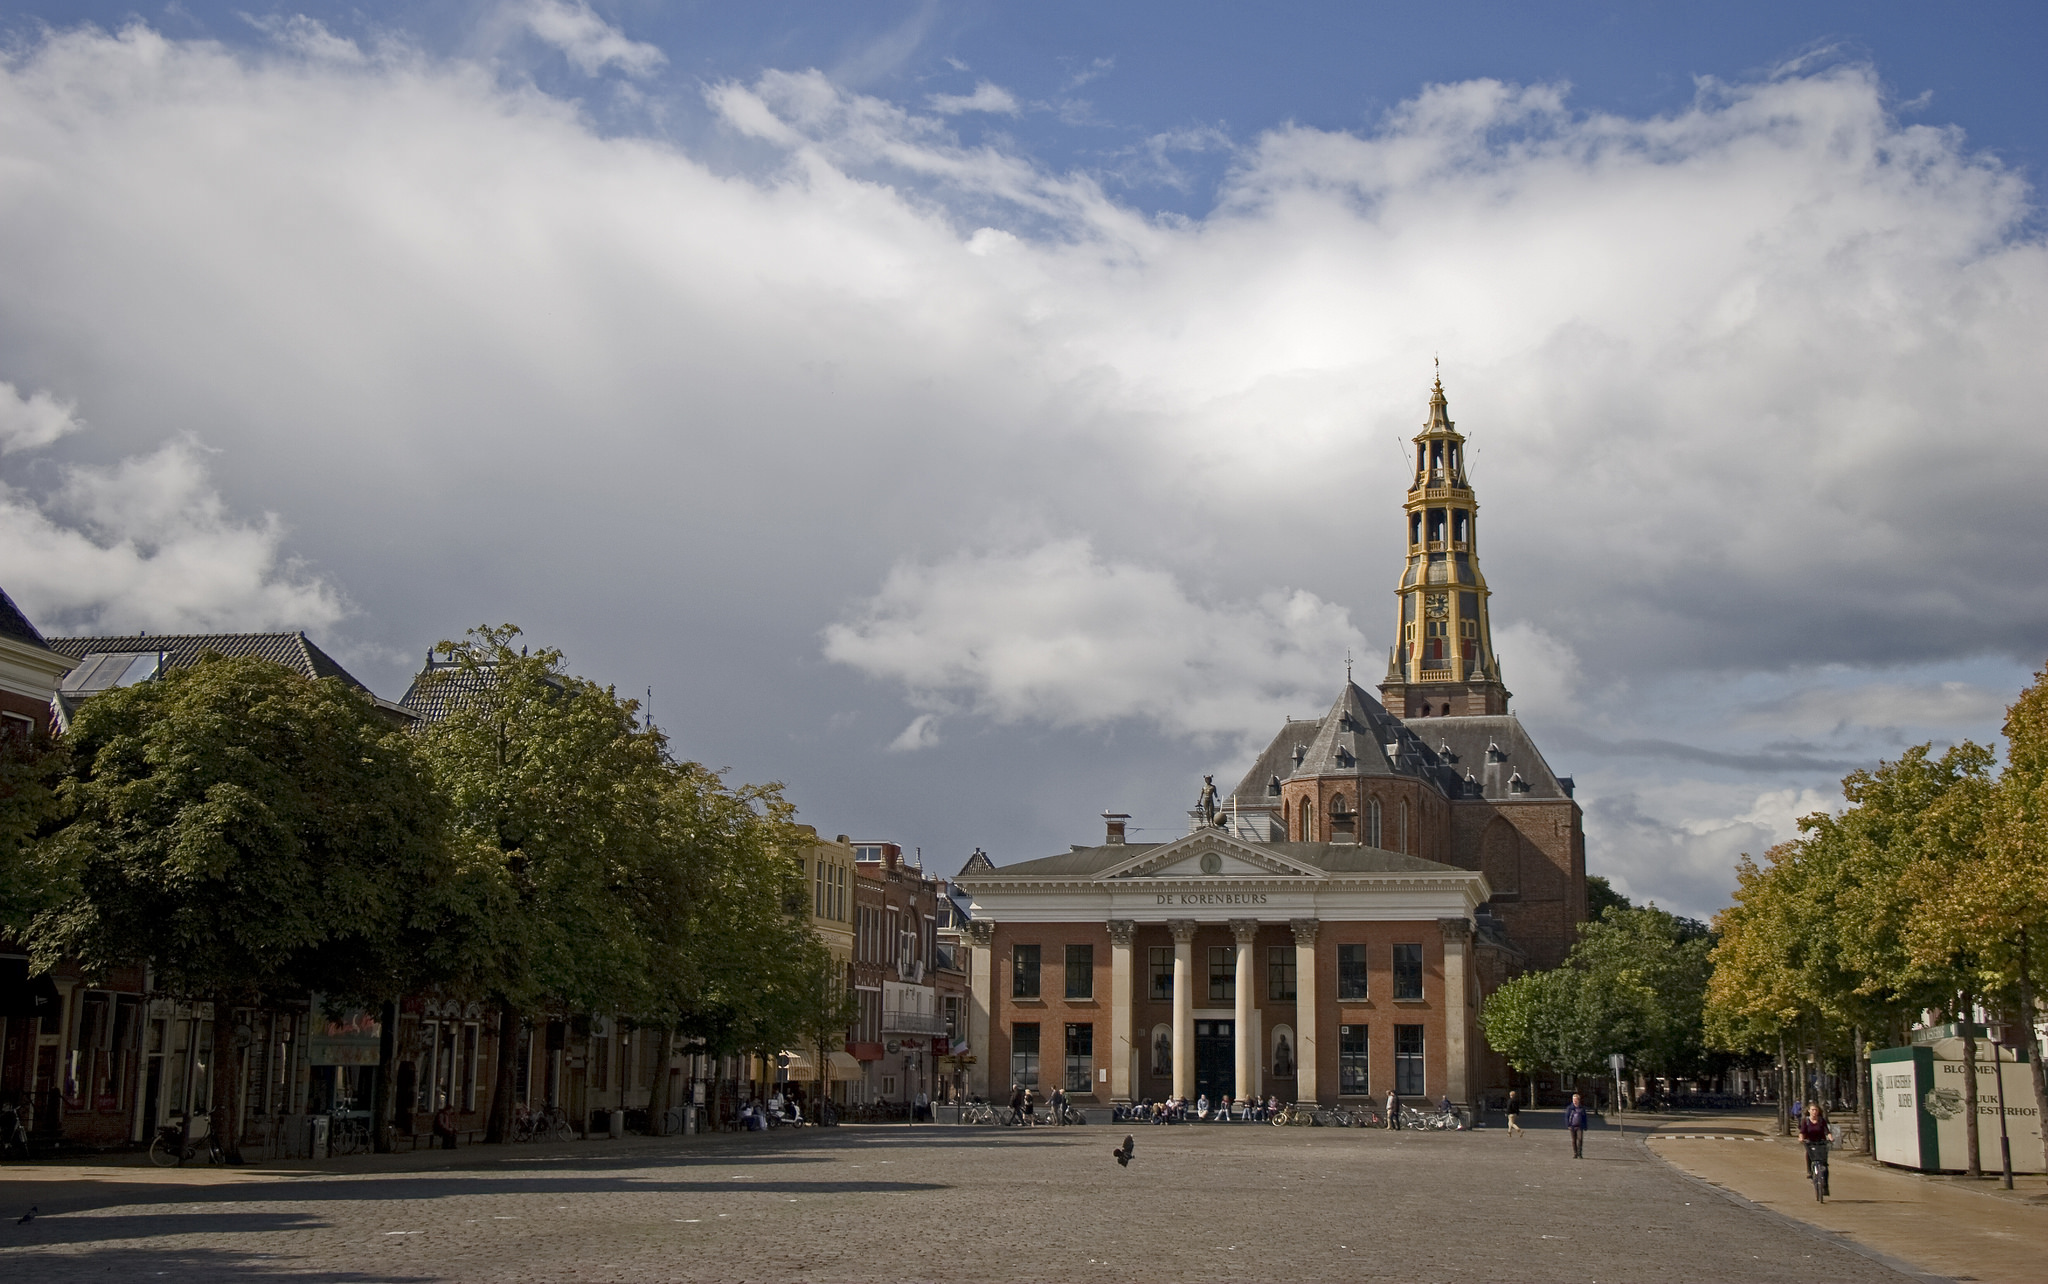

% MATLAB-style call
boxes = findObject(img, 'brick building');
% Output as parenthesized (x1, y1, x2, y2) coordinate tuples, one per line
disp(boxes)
(955, 379, 1586, 1111)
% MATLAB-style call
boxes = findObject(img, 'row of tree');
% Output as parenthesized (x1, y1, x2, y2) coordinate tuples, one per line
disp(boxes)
(0, 625, 853, 1159)
(1480, 668, 2048, 1174)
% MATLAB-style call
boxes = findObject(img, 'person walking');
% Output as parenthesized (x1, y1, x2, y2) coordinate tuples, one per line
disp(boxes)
(1385, 1088, 1400, 1130)
(1505, 1089, 1523, 1138)
(1009, 1083, 1026, 1127)
(1564, 1091, 1590, 1159)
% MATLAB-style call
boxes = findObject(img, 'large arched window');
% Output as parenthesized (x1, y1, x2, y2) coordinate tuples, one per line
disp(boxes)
(1297, 797, 1312, 842)
(1400, 799, 1411, 853)
(1329, 793, 1354, 841)
(1367, 797, 1383, 848)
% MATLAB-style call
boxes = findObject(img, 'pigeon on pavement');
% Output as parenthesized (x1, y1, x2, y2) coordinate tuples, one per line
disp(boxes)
(16, 1206, 35, 1225)
(1112, 1135, 1135, 1167)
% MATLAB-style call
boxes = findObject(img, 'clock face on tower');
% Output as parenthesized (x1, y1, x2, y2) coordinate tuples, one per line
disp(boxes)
(1424, 592, 1449, 619)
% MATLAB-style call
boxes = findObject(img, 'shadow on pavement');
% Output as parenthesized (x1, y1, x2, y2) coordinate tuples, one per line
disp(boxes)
(0, 1244, 404, 1282)
(2, 1209, 325, 1249)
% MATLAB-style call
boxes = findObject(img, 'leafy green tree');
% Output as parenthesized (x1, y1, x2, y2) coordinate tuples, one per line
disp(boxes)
(1480, 966, 1609, 1095)
(27, 654, 448, 1161)
(1572, 905, 1715, 1082)
(409, 626, 668, 1143)
(0, 725, 68, 934)
(1585, 875, 1633, 923)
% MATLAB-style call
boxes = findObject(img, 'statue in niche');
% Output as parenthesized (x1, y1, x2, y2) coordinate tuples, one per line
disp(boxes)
(1153, 1028, 1173, 1076)
(1273, 1033, 1294, 1079)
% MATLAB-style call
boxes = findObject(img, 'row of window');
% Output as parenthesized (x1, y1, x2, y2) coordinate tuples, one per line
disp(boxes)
(1010, 942, 1425, 1002)
(811, 859, 849, 921)
(1009, 1021, 1427, 1097)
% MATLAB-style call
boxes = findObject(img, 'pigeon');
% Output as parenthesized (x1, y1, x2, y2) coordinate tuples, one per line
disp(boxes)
(1112, 1135, 1135, 1167)
(16, 1206, 34, 1225)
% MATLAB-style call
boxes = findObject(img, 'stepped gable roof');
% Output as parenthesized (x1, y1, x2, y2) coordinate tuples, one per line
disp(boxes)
(1228, 714, 1324, 810)
(46, 631, 369, 690)
(1424, 714, 1572, 800)
(968, 840, 1460, 880)
(0, 586, 50, 649)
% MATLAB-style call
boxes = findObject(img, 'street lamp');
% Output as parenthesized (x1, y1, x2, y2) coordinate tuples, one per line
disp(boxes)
(1985, 1021, 2014, 1190)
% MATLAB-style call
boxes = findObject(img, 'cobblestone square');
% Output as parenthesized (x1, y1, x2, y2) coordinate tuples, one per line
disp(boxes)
(1, 1122, 1916, 1282)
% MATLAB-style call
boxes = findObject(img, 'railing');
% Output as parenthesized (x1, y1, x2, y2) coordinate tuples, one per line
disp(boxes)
(881, 1010, 948, 1035)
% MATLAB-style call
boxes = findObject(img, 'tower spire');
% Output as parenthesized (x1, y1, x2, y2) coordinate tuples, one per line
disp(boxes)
(1378, 372, 1510, 719)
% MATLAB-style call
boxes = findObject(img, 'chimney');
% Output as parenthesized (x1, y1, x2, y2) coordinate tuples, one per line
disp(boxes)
(1102, 812, 1130, 845)
(883, 843, 901, 872)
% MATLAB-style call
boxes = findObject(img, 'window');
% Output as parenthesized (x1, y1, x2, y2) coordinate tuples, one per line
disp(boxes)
(814, 861, 826, 917)
(1148, 947, 1174, 1001)
(944, 995, 960, 1038)
(1268, 946, 1295, 1001)
(1339, 1025, 1369, 1095)
(1012, 945, 1041, 998)
(1206, 947, 1235, 1002)
(1064, 944, 1094, 999)
(1065, 1024, 1093, 1093)
(1337, 944, 1368, 1000)
(1368, 797, 1383, 847)
(1395, 1024, 1425, 1095)
(1011, 1023, 1040, 1086)
(1393, 944, 1424, 1000)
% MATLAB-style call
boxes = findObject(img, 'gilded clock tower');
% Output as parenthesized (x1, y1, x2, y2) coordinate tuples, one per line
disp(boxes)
(1379, 374, 1510, 718)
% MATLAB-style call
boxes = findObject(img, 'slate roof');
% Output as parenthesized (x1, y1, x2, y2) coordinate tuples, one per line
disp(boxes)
(0, 586, 50, 649)
(1230, 681, 1470, 808)
(45, 632, 370, 690)
(974, 840, 1463, 880)
(1421, 715, 1574, 800)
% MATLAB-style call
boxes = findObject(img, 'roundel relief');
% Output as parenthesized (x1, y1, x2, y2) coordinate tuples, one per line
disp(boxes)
(1199, 852, 1223, 875)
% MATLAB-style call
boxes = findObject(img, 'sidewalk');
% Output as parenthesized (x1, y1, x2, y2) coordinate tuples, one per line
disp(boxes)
(1648, 1131, 2048, 1284)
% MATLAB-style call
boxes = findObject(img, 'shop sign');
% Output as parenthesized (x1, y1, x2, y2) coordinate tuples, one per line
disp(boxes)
(307, 996, 382, 1067)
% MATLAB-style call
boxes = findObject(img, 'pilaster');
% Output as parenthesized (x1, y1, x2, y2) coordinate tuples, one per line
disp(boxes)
(1107, 919, 1135, 1103)
(1290, 918, 1320, 1104)
(1439, 916, 1473, 1108)
(964, 920, 994, 1101)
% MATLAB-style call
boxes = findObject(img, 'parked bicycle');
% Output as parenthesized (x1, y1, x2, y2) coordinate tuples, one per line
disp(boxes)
(960, 1100, 1001, 1125)
(0, 1104, 31, 1162)
(148, 1118, 226, 1167)
(511, 1104, 574, 1143)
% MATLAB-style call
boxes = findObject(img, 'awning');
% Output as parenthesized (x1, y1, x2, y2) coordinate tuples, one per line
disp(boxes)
(781, 1050, 863, 1079)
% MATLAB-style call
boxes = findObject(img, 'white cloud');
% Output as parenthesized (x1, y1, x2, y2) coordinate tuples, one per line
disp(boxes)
(243, 15, 367, 65)
(0, 382, 81, 454)
(0, 26, 2042, 908)
(0, 435, 344, 636)
(927, 81, 1020, 116)
(1736, 679, 2011, 738)
(518, 0, 665, 78)
(824, 540, 1363, 746)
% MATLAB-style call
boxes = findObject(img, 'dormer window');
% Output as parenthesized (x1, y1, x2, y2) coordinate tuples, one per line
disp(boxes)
(1508, 771, 1530, 794)
(1267, 775, 1282, 797)
(1335, 746, 1355, 768)
(1438, 741, 1458, 764)
(1486, 742, 1507, 763)
(1293, 744, 1306, 767)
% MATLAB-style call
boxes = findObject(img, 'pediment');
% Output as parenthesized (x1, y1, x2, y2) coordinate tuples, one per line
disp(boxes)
(1096, 830, 1322, 881)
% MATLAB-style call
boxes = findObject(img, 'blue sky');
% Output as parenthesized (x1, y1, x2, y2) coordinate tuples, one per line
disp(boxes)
(0, 2, 2044, 919)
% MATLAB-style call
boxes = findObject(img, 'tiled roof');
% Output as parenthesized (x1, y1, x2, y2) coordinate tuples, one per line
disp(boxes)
(45, 631, 370, 690)
(397, 658, 502, 726)
(0, 586, 51, 649)
(1229, 681, 1468, 807)
(1422, 715, 1573, 800)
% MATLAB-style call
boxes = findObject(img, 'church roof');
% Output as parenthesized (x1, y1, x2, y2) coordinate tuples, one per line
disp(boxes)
(46, 631, 369, 690)
(1421, 714, 1574, 800)
(979, 840, 1460, 880)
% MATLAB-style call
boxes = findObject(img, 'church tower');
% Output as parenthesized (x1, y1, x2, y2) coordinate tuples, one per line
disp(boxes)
(1379, 374, 1511, 718)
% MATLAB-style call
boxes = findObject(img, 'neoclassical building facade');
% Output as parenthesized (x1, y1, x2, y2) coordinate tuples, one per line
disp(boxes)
(954, 379, 1586, 1108)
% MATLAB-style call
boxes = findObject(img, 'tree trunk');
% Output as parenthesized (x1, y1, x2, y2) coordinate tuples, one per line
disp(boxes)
(2017, 930, 2048, 1174)
(486, 1001, 520, 1144)
(1959, 987, 1982, 1177)
(371, 1000, 398, 1154)
(209, 995, 248, 1164)
(649, 1027, 676, 1134)
(1775, 1031, 1790, 1135)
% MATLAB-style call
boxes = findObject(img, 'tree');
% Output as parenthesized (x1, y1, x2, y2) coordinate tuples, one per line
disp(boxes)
(27, 654, 448, 1161)
(788, 945, 858, 1118)
(410, 626, 667, 1143)
(1571, 905, 1715, 1084)
(1480, 967, 1610, 1095)
(0, 725, 68, 934)
(1585, 875, 1633, 923)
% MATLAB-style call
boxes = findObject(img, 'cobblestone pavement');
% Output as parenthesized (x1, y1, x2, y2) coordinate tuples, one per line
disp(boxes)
(0, 1120, 1923, 1282)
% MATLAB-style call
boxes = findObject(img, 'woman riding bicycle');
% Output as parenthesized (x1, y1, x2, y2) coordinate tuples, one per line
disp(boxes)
(1799, 1102, 1831, 1199)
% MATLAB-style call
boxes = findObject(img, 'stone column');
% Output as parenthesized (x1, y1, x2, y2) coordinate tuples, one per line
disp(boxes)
(1291, 918, 1320, 1104)
(1439, 917, 1473, 1108)
(965, 921, 995, 1101)
(1230, 919, 1258, 1105)
(1169, 920, 1196, 1101)
(1107, 920, 1135, 1103)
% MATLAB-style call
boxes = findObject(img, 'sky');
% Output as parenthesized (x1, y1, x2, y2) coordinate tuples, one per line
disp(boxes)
(0, 1, 2044, 921)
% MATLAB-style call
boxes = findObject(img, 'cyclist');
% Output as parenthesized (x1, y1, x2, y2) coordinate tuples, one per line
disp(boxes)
(1799, 1102, 1831, 1199)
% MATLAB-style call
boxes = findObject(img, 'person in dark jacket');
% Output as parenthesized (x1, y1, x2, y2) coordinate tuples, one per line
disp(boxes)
(1564, 1092, 1590, 1158)
(1505, 1089, 1522, 1138)
(1799, 1103, 1831, 1197)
